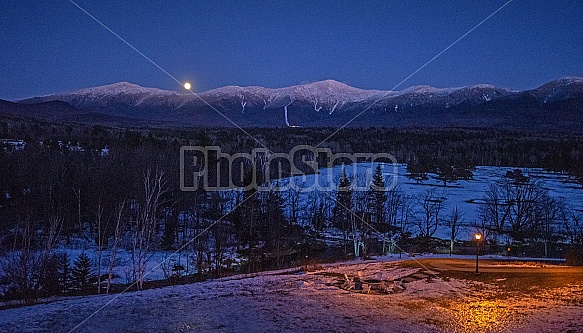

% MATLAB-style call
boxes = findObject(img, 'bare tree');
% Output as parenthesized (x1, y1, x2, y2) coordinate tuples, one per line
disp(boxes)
(131, 169, 166, 290)
(94, 202, 106, 293)
(385, 186, 404, 227)
(46, 213, 63, 253)
(304, 189, 331, 231)
(73, 187, 82, 237)
(106, 200, 127, 293)
(287, 188, 301, 225)
(448, 207, 464, 255)
(480, 172, 547, 243)
(1, 215, 46, 304)
(478, 183, 510, 239)
(208, 191, 231, 278)
(561, 207, 583, 245)
(502, 178, 545, 241)
(398, 195, 413, 235)
(415, 189, 445, 247)
(352, 190, 369, 257)
(536, 194, 561, 257)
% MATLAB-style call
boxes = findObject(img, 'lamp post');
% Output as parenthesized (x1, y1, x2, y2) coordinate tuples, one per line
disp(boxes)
(474, 233, 482, 274)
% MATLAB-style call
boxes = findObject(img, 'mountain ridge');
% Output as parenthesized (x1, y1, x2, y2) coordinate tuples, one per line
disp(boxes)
(8, 77, 583, 130)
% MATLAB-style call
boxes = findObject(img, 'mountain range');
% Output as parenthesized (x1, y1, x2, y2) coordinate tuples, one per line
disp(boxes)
(2, 77, 583, 130)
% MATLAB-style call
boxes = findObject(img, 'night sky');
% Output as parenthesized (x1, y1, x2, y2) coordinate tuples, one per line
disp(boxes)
(1, 0, 582, 100)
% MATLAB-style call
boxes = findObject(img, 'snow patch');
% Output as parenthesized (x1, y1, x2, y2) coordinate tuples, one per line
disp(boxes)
(284, 100, 293, 127)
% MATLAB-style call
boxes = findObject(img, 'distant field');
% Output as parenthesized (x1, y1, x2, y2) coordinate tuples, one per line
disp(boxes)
(285, 163, 583, 239)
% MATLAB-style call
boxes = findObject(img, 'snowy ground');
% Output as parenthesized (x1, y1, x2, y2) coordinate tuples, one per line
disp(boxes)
(1, 256, 581, 333)
(49, 247, 201, 284)
(284, 163, 583, 241)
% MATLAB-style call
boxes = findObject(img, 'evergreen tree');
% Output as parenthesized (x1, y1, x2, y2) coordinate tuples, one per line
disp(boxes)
(406, 156, 430, 183)
(435, 161, 475, 186)
(311, 200, 327, 231)
(332, 167, 353, 255)
(40, 253, 60, 297)
(368, 164, 387, 224)
(505, 168, 529, 184)
(72, 252, 93, 295)
(264, 185, 292, 268)
(161, 209, 178, 250)
(233, 169, 263, 272)
(58, 252, 73, 295)
(207, 191, 230, 278)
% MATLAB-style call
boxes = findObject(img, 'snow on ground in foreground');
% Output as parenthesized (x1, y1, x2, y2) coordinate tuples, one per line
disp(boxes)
(0, 257, 581, 333)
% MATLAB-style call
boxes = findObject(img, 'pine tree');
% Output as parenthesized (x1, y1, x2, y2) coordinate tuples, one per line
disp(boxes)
(72, 252, 93, 295)
(233, 168, 263, 272)
(264, 186, 289, 268)
(406, 155, 429, 183)
(40, 253, 60, 297)
(333, 167, 353, 255)
(58, 253, 73, 295)
(161, 210, 178, 250)
(435, 161, 475, 186)
(207, 191, 230, 278)
(368, 164, 387, 224)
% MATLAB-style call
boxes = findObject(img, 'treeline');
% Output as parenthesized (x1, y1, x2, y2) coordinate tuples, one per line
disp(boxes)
(3, 117, 583, 174)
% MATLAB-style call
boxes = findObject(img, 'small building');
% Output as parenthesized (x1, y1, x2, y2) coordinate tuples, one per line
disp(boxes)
(0, 139, 26, 151)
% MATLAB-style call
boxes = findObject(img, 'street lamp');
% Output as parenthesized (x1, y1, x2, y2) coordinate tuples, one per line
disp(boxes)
(474, 233, 482, 274)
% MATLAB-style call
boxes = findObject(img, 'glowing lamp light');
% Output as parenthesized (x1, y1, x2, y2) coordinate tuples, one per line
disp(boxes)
(474, 233, 482, 274)
(183, 82, 191, 90)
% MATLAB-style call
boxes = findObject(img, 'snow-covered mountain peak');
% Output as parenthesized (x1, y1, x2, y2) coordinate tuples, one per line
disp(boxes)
(556, 76, 583, 85)
(201, 85, 276, 97)
(301, 79, 360, 91)
(470, 84, 500, 90)
(281, 80, 385, 100)
(71, 82, 180, 97)
(400, 85, 461, 95)
(534, 76, 583, 93)
(403, 85, 437, 92)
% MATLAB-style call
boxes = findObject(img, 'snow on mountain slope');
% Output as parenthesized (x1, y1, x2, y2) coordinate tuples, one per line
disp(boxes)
(267, 80, 387, 112)
(13, 77, 583, 128)
(32, 82, 184, 105)
(18, 82, 189, 120)
(68, 82, 180, 97)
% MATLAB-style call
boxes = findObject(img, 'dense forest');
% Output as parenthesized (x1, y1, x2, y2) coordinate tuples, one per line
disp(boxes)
(1, 116, 583, 304)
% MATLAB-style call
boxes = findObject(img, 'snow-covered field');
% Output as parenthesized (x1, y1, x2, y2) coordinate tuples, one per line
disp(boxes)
(1, 256, 581, 333)
(283, 163, 583, 240)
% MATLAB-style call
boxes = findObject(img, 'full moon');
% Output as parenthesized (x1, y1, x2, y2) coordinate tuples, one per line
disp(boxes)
(183, 82, 191, 90)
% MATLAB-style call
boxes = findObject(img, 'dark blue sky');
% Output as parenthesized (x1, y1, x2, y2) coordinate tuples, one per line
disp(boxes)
(1, 0, 582, 100)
